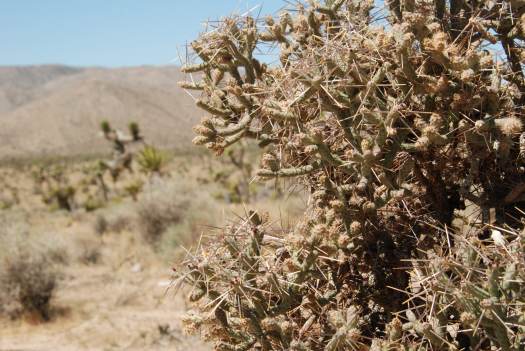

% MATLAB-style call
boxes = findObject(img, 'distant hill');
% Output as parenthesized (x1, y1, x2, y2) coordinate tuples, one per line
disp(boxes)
(0, 65, 200, 159)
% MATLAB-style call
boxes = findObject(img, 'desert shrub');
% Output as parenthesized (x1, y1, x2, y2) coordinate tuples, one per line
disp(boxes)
(160, 194, 217, 255)
(138, 180, 217, 248)
(124, 179, 144, 201)
(94, 214, 108, 235)
(107, 215, 132, 233)
(137, 182, 191, 243)
(46, 244, 70, 265)
(138, 199, 185, 243)
(0, 220, 64, 321)
(83, 195, 105, 212)
(177, 1, 525, 350)
(0, 248, 57, 321)
(78, 245, 101, 265)
(0, 187, 19, 210)
(34, 165, 77, 211)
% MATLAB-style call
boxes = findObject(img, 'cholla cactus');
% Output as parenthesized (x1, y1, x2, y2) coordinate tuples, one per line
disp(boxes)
(178, 1, 525, 350)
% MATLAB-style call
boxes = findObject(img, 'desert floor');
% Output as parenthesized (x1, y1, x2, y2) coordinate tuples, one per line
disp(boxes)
(0, 206, 211, 351)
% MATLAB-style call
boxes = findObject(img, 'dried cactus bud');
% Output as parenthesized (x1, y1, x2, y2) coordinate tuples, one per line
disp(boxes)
(361, 138, 373, 151)
(458, 119, 470, 132)
(460, 312, 476, 327)
(385, 318, 402, 341)
(193, 124, 216, 138)
(311, 223, 328, 240)
(189, 288, 206, 302)
(474, 120, 488, 133)
(362, 201, 376, 216)
(337, 234, 351, 248)
(330, 199, 345, 212)
(261, 318, 280, 333)
(349, 221, 362, 236)
(494, 116, 523, 136)
(429, 113, 443, 128)
(415, 136, 430, 151)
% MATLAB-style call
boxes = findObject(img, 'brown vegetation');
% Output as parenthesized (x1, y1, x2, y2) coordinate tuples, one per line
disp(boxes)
(178, 1, 525, 349)
(0, 246, 58, 321)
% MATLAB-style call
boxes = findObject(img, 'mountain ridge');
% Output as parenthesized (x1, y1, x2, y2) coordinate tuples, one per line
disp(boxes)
(0, 64, 200, 159)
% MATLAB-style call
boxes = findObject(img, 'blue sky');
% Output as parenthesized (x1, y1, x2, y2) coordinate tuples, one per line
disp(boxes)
(0, 1, 286, 67)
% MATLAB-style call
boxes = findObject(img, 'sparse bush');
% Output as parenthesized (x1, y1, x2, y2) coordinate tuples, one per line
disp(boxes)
(160, 197, 216, 255)
(107, 215, 132, 233)
(46, 243, 69, 265)
(138, 186, 188, 243)
(83, 194, 105, 212)
(94, 214, 108, 235)
(78, 245, 101, 265)
(0, 224, 64, 322)
(138, 200, 184, 243)
(124, 179, 144, 201)
(72, 236, 102, 265)
(35, 165, 76, 211)
(0, 194, 15, 210)
(138, 180, 216, 246)
(178, 1, 525, 350)
(0, 248, 57, 321)
(0, 186, 19, 210)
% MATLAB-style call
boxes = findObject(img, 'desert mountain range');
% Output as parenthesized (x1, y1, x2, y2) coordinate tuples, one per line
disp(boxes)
(0, 65, 200, 160)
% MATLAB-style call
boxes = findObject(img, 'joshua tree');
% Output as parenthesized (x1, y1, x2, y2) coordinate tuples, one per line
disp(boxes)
(100, 120, 143, 181)
(178, 1, 525, 350)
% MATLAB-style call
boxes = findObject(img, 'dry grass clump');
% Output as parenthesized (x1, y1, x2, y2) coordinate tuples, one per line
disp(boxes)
(176, 0, 525, 349)
(0, 215, 65, 322)
(137, 192, 187, 244)
(137, 180, 217, 246)
(0, 246, 58, 321)
(138, 200, 180, 242)
(76, 239, 102, 265)
(94, 214, 108, 235)
(107, 214, 133, 233)
(94, 208, 135, 234)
